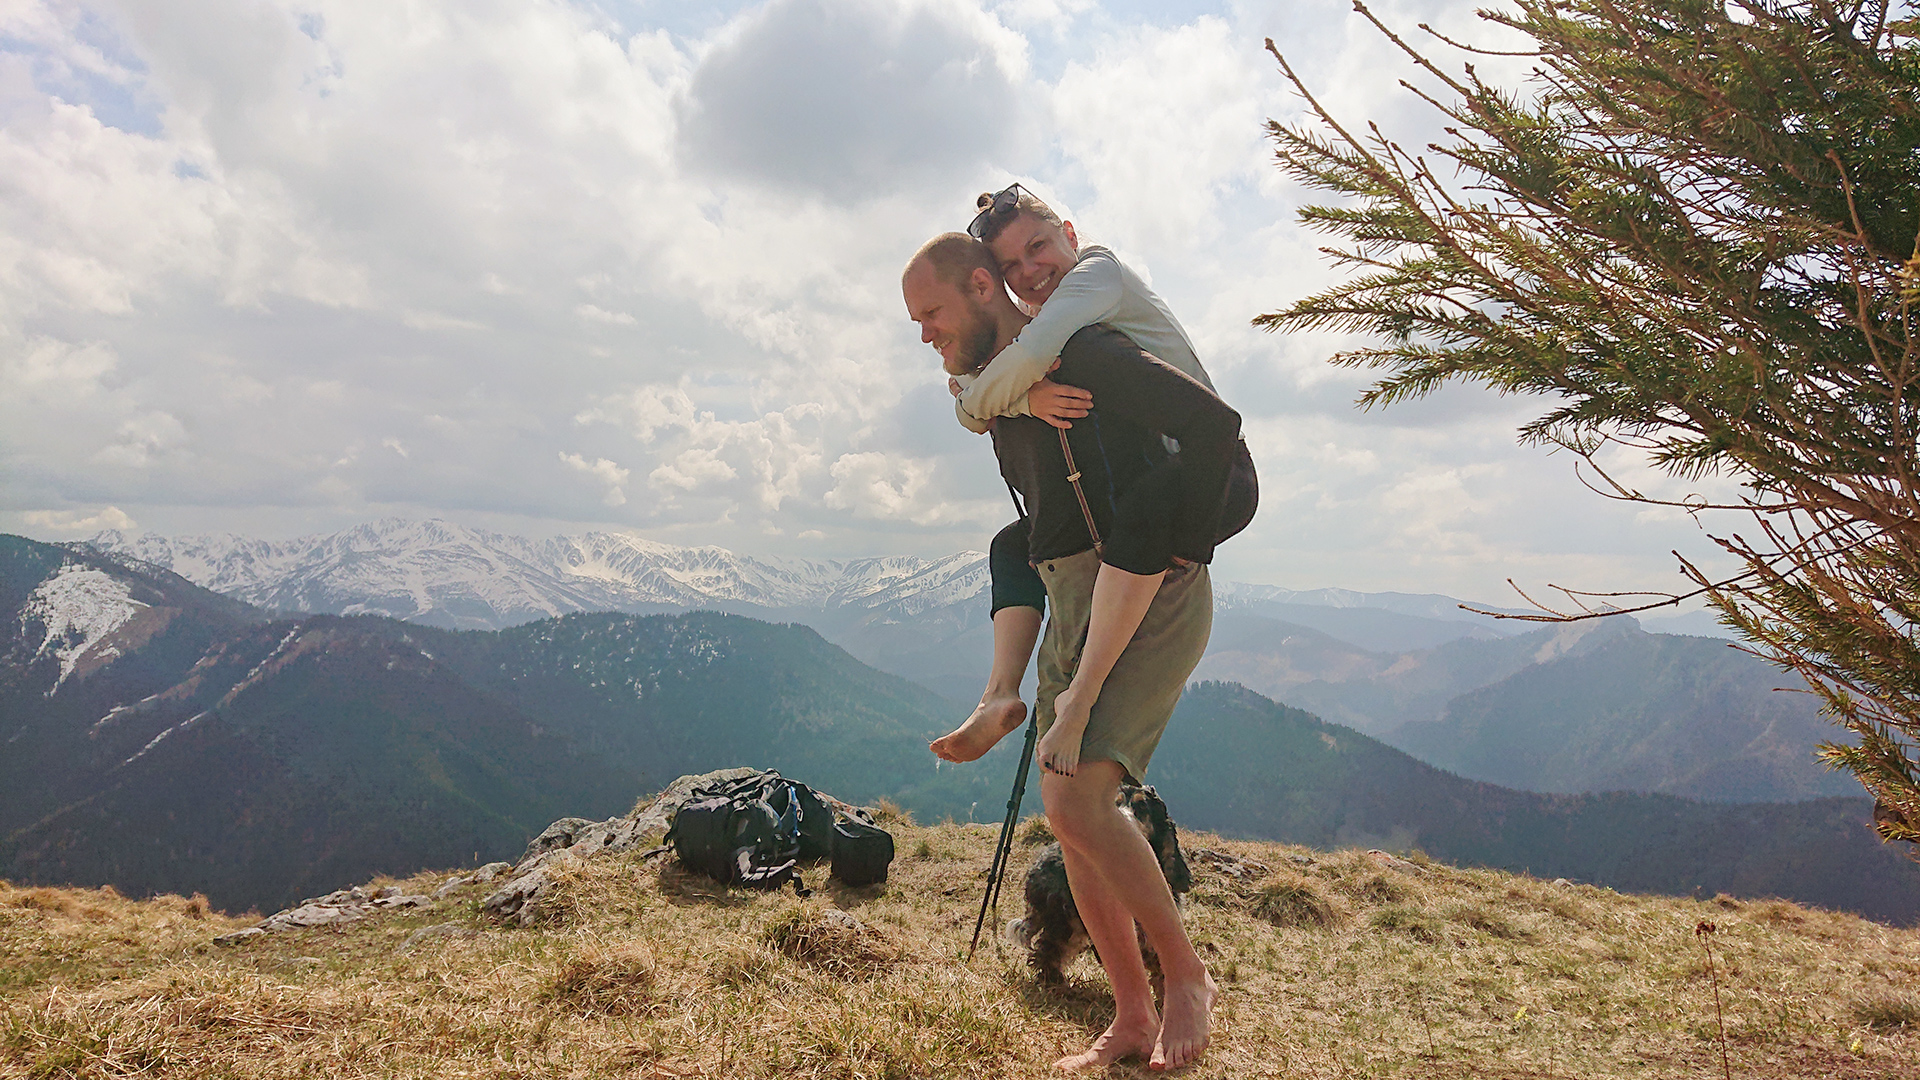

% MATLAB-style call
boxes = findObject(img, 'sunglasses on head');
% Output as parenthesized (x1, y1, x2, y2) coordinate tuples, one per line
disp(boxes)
(967, 183, 1029, 240)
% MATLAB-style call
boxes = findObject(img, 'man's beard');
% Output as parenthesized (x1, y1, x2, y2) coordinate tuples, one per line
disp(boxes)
(949, 300, 1000, 376)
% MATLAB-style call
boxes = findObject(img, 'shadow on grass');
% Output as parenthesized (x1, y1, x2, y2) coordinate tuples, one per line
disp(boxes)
(1006, 966, 1118, 1029)
(653, 863, 760, 908)
(653, 859, 895, 910)
(820, 876, 889, 909)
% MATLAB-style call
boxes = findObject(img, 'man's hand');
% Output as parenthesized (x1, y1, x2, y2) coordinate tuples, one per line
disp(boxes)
(948, 377, 963, 398)
(1029, 379, 1092, 429)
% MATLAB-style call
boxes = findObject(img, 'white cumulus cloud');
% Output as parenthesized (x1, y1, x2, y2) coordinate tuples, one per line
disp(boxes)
(560, 451, 631, 506)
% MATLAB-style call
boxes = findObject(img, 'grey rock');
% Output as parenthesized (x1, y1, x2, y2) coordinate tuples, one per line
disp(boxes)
(522, 817, 600, 860)
(482, 766, 762, 926)
(625, 766, 763, 839)
(400, 922, 478, 952)
(820, 909, 864, 932)
(375, 885, 402, 900)
(481, 848, 583, 927)
(263, 902, 373, 930)
(433, 875, 473, 900)
(1189, 847, 1273, 881)
(373, 894, 431, 909)
(1365, 849, 1421, 874)
(473, 861, 513, 883)
(212, 926, 266, 946)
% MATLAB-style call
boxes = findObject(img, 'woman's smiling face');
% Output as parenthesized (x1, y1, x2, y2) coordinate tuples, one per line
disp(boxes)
(987, 212, 1080, 308)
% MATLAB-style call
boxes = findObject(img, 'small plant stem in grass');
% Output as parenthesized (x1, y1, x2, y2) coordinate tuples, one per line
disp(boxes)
(1696, 920, 1733, 1080)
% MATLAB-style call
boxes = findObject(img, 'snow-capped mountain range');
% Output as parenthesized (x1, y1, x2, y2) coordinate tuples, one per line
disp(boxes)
(88, 518, 989, 632)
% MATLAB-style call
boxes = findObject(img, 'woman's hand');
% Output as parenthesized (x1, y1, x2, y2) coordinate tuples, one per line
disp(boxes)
(1028, 379, 1092, 429)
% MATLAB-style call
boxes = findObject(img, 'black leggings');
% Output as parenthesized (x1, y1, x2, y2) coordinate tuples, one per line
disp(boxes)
(990, 521, 1048, 616)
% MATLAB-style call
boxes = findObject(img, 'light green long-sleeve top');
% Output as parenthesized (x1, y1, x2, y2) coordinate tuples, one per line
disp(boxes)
(953, 244, 1216, 434)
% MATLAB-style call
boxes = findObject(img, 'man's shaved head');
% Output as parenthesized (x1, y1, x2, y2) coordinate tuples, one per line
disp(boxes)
(904, 231, 1023, 377)
(904, 231, 1002, 291)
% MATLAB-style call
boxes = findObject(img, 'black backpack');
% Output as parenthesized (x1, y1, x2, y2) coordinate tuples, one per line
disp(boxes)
(666, 771, 832, 893)
(829, 812, 895, 886)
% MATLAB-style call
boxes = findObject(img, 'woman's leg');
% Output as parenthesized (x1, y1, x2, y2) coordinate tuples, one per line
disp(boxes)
(931, 605, 1039, 761)
(1035, 562, 1164, 777)
(933, 521, 1046, 763)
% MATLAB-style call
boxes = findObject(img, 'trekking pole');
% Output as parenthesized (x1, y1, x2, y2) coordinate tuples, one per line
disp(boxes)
(969, 714, 1039, 961)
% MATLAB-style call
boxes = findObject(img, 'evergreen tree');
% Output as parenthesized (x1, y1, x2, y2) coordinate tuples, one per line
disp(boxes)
(1261, 0, 1920, 844)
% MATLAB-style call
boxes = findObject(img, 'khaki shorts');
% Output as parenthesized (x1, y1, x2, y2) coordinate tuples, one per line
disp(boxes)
(1034, 549, 1213, 781)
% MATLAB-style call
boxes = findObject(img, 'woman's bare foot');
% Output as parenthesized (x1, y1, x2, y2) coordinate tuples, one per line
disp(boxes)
(1037, 682, 1093, 776)
(930, 695, 1025, 763)
(1149, 971, 1216, 1071)
(1056, 1014, 1157, 1072)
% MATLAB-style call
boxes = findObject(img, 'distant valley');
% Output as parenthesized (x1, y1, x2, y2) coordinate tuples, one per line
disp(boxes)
(6, 531, 1914, 923)
(1193, 610, 1852, 802)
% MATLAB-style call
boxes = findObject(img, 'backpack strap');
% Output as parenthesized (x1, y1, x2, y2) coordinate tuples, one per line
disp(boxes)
(1058, 427, 1104, 554)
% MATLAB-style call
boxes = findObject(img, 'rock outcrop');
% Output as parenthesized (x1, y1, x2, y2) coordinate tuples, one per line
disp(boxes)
(213, 884, 433, 945)
(213, 768, 852, 941)
(481, 767, 762, 926)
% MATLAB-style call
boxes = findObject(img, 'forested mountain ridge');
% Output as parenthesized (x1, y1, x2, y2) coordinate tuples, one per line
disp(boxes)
(1151, 684, 1913, 923)
(2, 535, 1017, 911)
(5, 533, 1911, 923)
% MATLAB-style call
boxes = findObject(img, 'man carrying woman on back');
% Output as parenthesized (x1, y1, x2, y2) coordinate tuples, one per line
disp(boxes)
(930, 185, 1254, 781)
(902, 184, 1253, 1071)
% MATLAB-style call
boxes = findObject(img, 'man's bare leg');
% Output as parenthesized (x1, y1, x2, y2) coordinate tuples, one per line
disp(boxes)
(1052, 841, 1158, 1070)
(1045, 763, 1158, 1070)
(1036, 564, 1165, 776)
(1043, 761, 1213, 1071)
(932, 605, 1041, 763)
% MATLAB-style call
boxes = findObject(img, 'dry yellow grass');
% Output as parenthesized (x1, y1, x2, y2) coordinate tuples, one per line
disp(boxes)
(3, 824, 1918, 1078)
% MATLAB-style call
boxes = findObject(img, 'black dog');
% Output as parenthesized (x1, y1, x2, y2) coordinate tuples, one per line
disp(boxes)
(1007, 782, 1193, 985)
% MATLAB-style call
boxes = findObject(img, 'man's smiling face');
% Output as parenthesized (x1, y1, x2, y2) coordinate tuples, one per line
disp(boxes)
(904, 262, 999, 376)
(987, 212, 1079, 308)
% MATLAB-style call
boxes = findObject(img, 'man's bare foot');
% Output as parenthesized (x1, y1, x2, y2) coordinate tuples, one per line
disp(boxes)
(930, 695, 1025, 763)
(1056, 1015, 1157, 1072)
(1037, 682, 1093, 776)
(1149, 971, 1216, 1071)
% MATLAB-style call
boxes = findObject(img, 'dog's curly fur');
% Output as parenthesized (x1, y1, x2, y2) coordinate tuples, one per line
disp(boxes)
(1006, 783, 1193, 985)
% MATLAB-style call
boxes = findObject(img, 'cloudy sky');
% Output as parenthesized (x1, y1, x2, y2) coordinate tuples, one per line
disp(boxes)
(0, 0, 1741, 604)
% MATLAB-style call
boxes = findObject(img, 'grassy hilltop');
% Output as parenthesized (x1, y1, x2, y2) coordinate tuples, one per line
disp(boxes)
(4, 817, 1916, 1079)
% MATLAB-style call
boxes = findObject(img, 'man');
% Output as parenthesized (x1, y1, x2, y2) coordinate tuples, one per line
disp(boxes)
(902, 232, 1236, 1072)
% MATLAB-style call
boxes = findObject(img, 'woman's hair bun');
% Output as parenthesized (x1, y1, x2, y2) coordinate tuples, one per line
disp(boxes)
(976, 192, 995, 210)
